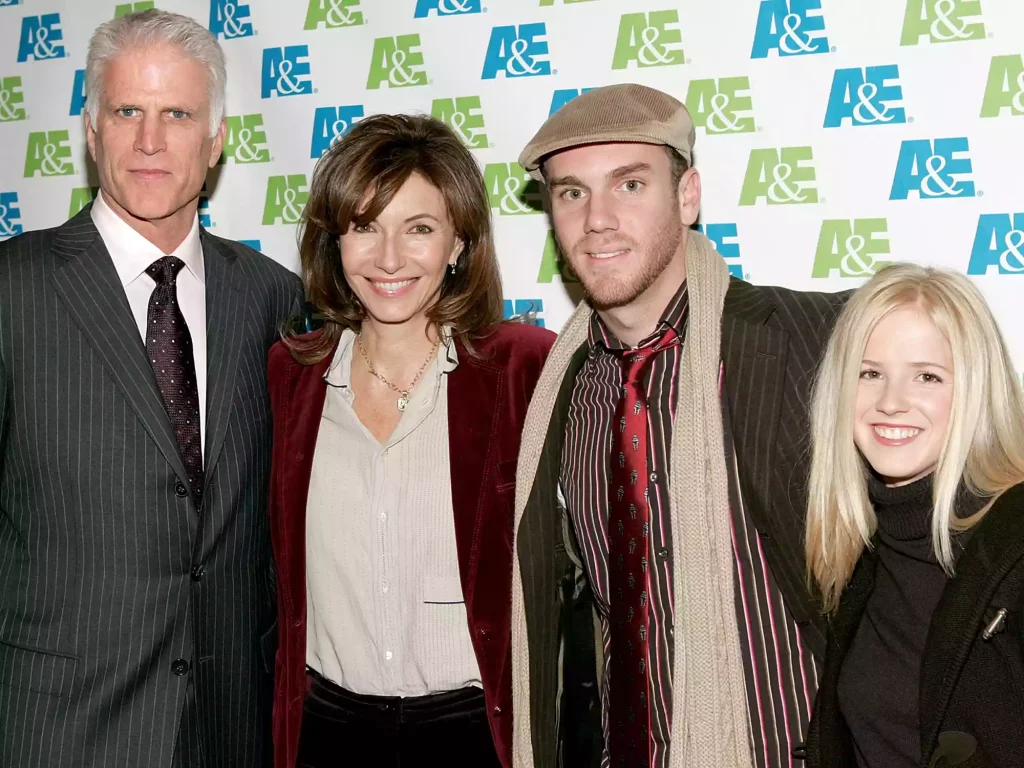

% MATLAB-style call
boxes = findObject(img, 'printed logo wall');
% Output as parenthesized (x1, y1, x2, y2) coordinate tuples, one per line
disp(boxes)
(1, 0, 1022, 368)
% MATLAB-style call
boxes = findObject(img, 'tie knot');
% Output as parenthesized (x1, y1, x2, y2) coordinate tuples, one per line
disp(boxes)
(146, 255, 186, 285)
(616, 326, 679, 386)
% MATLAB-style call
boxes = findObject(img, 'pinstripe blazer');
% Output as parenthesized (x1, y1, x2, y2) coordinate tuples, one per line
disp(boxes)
(0, 205, 303, 768)
(514, 278, 850, 767)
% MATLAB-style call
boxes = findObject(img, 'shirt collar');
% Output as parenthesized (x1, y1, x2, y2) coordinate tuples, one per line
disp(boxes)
(91, 189, 204, 287)
(588, 279, 689, 352)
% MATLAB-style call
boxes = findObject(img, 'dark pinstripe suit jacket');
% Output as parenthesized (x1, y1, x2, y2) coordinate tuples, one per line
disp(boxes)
(0, 205, 303, 768)
(516, 278, 850, 767)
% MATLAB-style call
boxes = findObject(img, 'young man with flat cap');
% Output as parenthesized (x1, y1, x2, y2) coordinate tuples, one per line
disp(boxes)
(508, 83, 850, 768)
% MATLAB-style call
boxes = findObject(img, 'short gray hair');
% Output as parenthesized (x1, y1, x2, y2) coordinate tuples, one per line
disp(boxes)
(85, 9, 226, 137)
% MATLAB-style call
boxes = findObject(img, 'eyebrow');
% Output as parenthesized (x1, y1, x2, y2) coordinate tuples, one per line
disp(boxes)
(861, 358, 951, 372)
(548, 162, 655, 190)
(404, 213, 441, 224)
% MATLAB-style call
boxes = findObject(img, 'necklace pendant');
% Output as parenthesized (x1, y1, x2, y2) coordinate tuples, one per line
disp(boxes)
(397, 392, 410, 412)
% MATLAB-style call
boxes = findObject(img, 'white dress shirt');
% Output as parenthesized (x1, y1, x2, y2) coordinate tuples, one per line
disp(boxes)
(91, 190, 208, 455)
(304, 328, 483, 697)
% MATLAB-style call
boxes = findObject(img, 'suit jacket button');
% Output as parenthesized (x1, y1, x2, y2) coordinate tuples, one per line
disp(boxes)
(172, 659, 190, 676)
(174, 481, 188, 498)
(190, 565, 205, 582)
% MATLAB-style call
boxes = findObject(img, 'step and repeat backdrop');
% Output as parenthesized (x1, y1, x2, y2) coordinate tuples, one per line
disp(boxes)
(1, 0, 1022, 367)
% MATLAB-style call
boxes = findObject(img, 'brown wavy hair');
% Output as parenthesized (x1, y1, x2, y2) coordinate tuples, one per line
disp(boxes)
(284, 113, 503, 364)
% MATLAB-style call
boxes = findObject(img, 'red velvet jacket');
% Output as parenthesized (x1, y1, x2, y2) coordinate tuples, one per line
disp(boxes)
(266, 321, 555, 768)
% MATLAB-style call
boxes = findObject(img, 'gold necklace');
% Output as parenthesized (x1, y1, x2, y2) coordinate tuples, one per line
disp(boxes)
(356, 331, 441, 412)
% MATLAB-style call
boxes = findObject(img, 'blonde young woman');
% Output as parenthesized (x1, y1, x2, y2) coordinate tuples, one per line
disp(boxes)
(803, 263, 1024, 768)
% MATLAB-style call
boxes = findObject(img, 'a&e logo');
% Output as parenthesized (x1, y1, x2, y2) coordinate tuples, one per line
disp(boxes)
(824, 65, 907, 127)
(901, 0, 984, 45)
(17, 14, 66, 62)
(696, 223, 743, 277)
(482, 24, 551, 79)
(310, 105, 365, 158)
(503, 299, 545, 327)
(549, 88, 594, 116)
(368, 35, 427, 89)
(262, 47, 314, 98)
(751, 0, 829, 58)
(686, 77, 755, 134)
(889, 138, 975, 200)
(208, 0, 252, 39)
(210, 0, 254, 40)
(24, 130, 74, 178)
(484, 162, 543, 216)
(69, 186, 99, 218)
(812, 219, 890, 278)
(0, 192, 23, 240)
(414, 0, 481, 17)
(70, 69, 87, 116)
(114, 3, 154, 17)
(431, 97, 488, 148)
(980, 55, 1024, 118)
(221, 115, 271, 164)
(537, 230, 577, 283)
(263, 175, 309, 225)
(305, 0, 363, 29)
(739, 147, 818, 205)
(968, 213, 1024, 275)
(0, 76, 26, 122)
(612, 11, 684, 70)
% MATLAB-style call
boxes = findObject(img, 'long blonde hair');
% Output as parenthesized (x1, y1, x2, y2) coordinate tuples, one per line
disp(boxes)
(806, 263, 1024, 613)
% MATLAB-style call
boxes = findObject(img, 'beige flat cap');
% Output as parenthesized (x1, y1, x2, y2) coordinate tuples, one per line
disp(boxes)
(518, 83, 696, 181)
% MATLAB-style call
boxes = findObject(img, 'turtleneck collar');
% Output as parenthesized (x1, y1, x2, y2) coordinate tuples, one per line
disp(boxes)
(868, 472, 934, 542)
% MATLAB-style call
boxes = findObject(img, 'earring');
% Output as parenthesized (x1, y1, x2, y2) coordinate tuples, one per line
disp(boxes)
(448, 263, 457, 277)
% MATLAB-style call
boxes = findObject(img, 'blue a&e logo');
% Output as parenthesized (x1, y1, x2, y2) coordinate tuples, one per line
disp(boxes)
(70, 69, 87, 117)
(0, 192, 23, 240)
(414, 0, 480, 17)
(310, 105, 364, 158)
(238, 239, 262, 252)
(482, 24, 551, 80)
(696, 224, 743, 277)
(18, 14, 66, 62)
(889, 138, 975, 200)
(751, 0, 828, 59)
(262, 47, 313, 98)
(968, 214, 1024, 275)
(549, 88, 594, 116)
(824, 66, 906, 127)
(210, 0, 254, 40)
(503, 299, 545, 327)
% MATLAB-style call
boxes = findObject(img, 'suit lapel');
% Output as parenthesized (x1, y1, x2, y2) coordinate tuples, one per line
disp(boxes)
(50, 207, 192, 492)
(919, 483, 1024, 759)
(447, 343, 501, 604)
(201, 232, 246, 489)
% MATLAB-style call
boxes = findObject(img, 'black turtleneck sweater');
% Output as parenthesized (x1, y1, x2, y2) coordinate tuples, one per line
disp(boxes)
(836, 474, 967, 768)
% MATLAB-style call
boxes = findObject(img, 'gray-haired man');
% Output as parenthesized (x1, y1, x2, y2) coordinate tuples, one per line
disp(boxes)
(0, 10, 301, 767)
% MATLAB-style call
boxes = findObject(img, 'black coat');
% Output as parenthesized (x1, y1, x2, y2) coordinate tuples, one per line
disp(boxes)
(806, 482, 1024, 768)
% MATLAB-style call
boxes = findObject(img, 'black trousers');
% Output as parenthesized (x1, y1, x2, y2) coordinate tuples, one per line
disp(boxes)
(297, 669, 503, 768)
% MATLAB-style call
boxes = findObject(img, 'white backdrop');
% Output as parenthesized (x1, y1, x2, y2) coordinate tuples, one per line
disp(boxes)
(1, 0, 1022, 370)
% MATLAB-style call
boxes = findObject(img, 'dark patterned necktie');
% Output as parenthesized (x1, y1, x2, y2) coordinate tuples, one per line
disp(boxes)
(607, 326, 680, 768)
(146, 256, 203, 502)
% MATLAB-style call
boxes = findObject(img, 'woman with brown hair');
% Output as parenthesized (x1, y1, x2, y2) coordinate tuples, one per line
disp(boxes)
(265, 114, 555, 768)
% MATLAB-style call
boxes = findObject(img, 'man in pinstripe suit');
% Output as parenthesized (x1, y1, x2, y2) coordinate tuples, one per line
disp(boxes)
(509, 85, 851, 768)
(0, 10, 302, 768)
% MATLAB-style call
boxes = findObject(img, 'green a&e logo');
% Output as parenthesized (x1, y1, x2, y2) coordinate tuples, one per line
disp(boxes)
(69, 186, 99, 218)
(981, 55, 1024, 118)
(483, 162, 543, 216)
(0, 76, 27, 122)
(24, 131, 74, 178)
(431, 97, 488, 149)
(900, 0, 984, 45)
(305, 0, 363, 30)
(263, 175, 309, 225)
(612, 11, 684, 70)
(739, 147, 818, 206)
(367, 35, 427, 89)
(536, 230, 578, 283)
(685, 77, 754, 134)
(812, 219, 890, 278)
(114, 2, 155, 17)
(221, 114, 271, 164)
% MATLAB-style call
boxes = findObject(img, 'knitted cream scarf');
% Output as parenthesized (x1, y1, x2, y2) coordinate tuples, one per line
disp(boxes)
(510, 231, 753, 768)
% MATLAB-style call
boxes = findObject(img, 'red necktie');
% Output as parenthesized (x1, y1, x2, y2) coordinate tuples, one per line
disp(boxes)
(608, 326, 680, 767)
